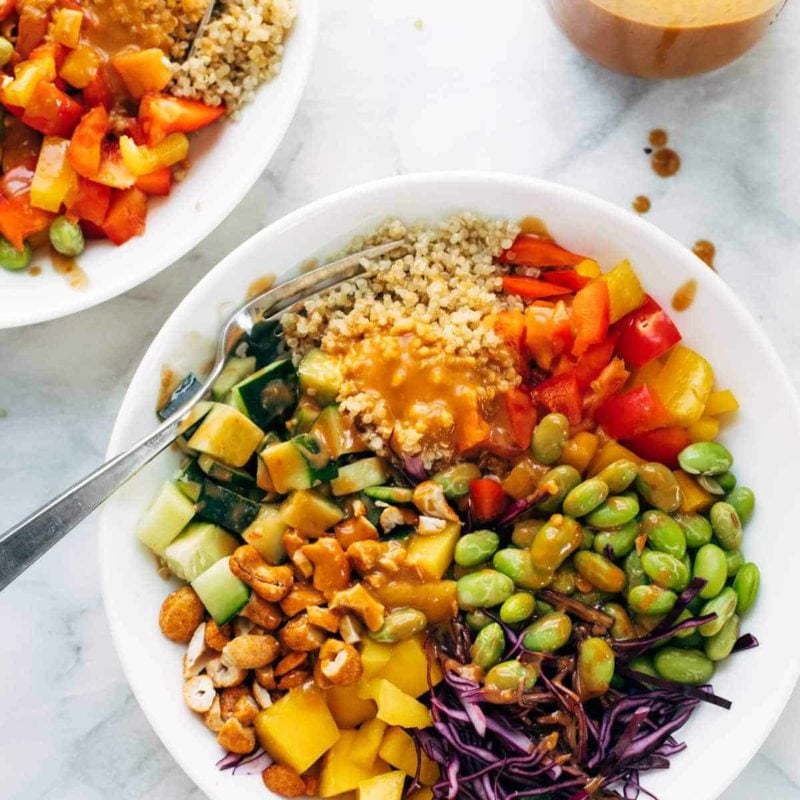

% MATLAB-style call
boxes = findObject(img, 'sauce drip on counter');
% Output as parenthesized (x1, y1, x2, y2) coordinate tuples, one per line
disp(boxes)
(632, 195, 651, 214)
(651, 147, 681, 178)
(692, 239, 717, 269)
(519, 216, 552, 239)
(672, 279, 698, 312)
(51, 251, 88, 290)
(28, 265, 41, 276)
(648, 129, 667, 148)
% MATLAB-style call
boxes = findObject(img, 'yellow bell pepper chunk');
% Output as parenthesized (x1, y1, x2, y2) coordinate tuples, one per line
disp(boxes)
(687, 417, 720, 443)
(31, 137, 78, 213)
(60, 45, 102, 89)
(254, 686, 340, 774)
(111, 48, 173, 98)
(379, 727, 440, 785)
(374, 634, 442, 698)
(559, 431, 599, 474)
(651, 345, 714, 425)
(405, 521, 461, 580)
(357, 770, 406, 800)
(674, 470, 714, 513)
(360, 679, 432, 728)
(326, 684, 377, 729)
(704, 389, 740, 416)
(3, 56, 56, 108)
(51, 8, 83, 48)
(587, 440, 644, 476)
(576, 258, 601, 278)
(319, 730, 388, 797)
(119, 133, 189, 177)
(361, 639, 392, 679)
(350, 718, 388, 768)
(628, 359, 664, 390)
(602, 259, 646, 323)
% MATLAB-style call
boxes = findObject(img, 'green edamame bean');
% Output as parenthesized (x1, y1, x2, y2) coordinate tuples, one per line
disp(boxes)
(654, 647, 714, 685)
(0, 236, 32, 271)
(718, 471, 737, 492)
(710, 502, 743, 551)
(574, 551, 627, 593)
(530, 514, 584, 573)
(624, 550, 648, 591)
(585, 495, 640, 529)
(677, 442, 734, 476)
(550, 563, 577, 595)
(698, 587, 738, 637)
(641, 549, 690, 591)
(370, 607, 427, 642)
(522, 611, 572, 653)
(457, 569, 515, 609)
(725, 550, 745, 578)
(674, 512, 713, 549)
(484, 659, 539, 692)
(635, 463, 682, 513)
(574, 589, 615, 606)
(0, 37, 12, 67)
(603, 602, 637, 641)
(628, 654, 658, 678)
(49, 216, 85, 257)
(640, 510, 687, 558)
(580, 527, 595, 551)
(726, 486, 756, 525)
(511, 519, 544, 548)
(577, 637, 615, 699)
(596, 459, 639, 493)
(671, 609, 699, 641)
(563, 478, 609, 518)
(470, 622, 505, 670)
(465, 610, 492, 631)
(532, 413, 570, 465)
(536, 465, 581, 513)
(432, 462, 481, 499)
(705, 614, 740, 662)
(628, 584, 677, 616)
(455, 530, 500, 568)
(500, 592, 536, 624)
(693, 543, 728, 599)
(493, 548, 551, 590)
(536, 600, 555, 616)
(733, 563, 760, 615)
(593, 520, 639, 559)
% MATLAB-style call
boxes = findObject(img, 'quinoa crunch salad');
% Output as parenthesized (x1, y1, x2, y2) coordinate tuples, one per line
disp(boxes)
(142, 214, 760, 800)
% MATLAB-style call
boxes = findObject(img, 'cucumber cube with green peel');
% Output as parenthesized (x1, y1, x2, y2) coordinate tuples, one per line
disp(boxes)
(192, 557, 251, 625)
(136, 480, 196, 556)
(164, 522, 239, 581)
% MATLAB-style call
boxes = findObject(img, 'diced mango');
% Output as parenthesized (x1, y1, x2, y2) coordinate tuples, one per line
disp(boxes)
(187, 403, 264, 467)
(406, 521, 461, 580)
(704, 389, 739, 417)
(651, 346, 714, 425)
(379, 727, 440, 785)
(687, 417, 720, 443)
(361, 639, 392, 679)
(360, 679, 432, 729)
(674, 470, 715, 514)
(357, 770, 406, 800)
(320, 730, 388, 797)
(111, 48, 173, 98)
(628, 358, 664, 390)
(254, 686, 340, 774)
(587, 440, 643, 476)
(326, 684, 377, 729)
(602, 259, 646, 323)
(375, 634, 442, 698)
(575, 258, 601, 278)
(559, 431, 599, 474)
(372, 580, 457, 623)
(51, 8, 83, 47)
(350, 718, 388, 768)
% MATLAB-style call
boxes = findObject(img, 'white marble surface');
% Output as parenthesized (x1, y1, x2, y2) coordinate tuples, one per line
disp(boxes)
(2, 1, 800, 797)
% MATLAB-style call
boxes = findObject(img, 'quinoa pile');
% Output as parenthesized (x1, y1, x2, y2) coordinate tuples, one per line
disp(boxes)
(281, 214, 523, 466)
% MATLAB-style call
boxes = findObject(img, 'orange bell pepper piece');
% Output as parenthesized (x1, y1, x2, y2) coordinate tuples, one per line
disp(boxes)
(139, 93, 225, 144)
(102, 187, 148, 245)
(68, 106, 109, 177)
(82, 65, 114, 110)
(16, 5, 50, 59)
(470, 478, 507, 523)
(500, 234, 587, 268)
(571, 279, 610, 357)
(135, 166, 171, 196)
(65, 177, 112, 226)
(30, 135, 78, 212)
(504, 386, 537, 450)
(111, 49, 173, 99)
(22, 81, 83, 137)
(503, 275, 572, 300)
(0, 191, 53, 250)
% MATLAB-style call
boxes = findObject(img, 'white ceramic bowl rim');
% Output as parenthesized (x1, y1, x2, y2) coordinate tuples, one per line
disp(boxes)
(100, 171, 800, 800)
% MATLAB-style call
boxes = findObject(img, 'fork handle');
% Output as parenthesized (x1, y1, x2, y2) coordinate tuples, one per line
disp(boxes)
(0, 416, 183, 592)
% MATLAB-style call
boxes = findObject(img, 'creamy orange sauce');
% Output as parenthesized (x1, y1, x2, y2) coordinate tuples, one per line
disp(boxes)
(246, 273, 276, 301)
(157, 366, 179, 410)
(51, 252, 88, 290)
(672, 279, 698, 311)
(519, 216, 552, 239)
(693, 240, 717, 269)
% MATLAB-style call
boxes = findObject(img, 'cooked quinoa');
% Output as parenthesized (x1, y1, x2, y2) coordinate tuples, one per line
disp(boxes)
(281, 214, 523, 466)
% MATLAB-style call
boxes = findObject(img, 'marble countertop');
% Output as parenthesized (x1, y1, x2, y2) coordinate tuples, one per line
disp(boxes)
(2, 1, 799, 797)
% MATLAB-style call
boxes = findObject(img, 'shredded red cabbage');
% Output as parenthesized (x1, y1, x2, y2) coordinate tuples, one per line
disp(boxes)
(216, 747, 272, 775)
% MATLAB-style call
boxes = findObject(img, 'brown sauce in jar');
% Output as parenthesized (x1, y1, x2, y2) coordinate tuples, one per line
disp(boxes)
(672, 279, 698, 311)
(692, 239, 716, 268)
(51, 251, 88, 290)
(632, 195, 651, 214)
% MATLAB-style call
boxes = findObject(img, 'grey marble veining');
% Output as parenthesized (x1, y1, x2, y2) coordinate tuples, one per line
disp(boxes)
(2, 0, 799, 797)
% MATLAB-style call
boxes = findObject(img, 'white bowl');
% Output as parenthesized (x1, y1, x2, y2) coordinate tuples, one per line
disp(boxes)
(0, 0, 318, 329)
(99, 172, 800, 800)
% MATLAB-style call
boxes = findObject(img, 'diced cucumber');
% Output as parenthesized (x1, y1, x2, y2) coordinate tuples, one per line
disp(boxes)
(212, 356, 257, 400)
(331, 457, 391, 496)
(175, 459, 206, 502)
(242, 505, 288, 565)
(363, 486, 414, 504)
(256, 457, 276, 493)
(187, 403, 264, 468)
(298, 348, 343, 405)
(163, 522, 239, 581)
(245, 318, 285, 367)
(198, 454, 259, 493)
(195, 480, 261, 533)
(158, 373, 202, 420)
(261, 440, 312, 494)
(176, 401, 214, 441)
(191, 557, 251, 625)
(280, 489, 344, 535)
(293, 433, 337, 482)
(136, 480, 196, 556)
(231, 358, 297, 430)
(286, 398, 322, 436)
(310, 405, 369, 459)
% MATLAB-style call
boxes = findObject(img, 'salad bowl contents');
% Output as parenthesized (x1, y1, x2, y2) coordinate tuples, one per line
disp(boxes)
(139, 212, 761, 800)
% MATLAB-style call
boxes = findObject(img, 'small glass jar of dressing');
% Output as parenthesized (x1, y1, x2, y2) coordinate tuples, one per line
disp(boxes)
(546, 0, 786, 79)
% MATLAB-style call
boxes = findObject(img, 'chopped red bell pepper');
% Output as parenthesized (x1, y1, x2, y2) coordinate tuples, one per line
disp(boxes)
(503, 275, 572, 300)
(68, 105, 109, 177)
(470, 478, 507, 523)
(545, 269, 591, 291)
(16, 7, 50, 59)
(139, 93, 224, 144)
(0, 0, 15, 21)
(102, 187, 147, 245)
(622, 426, 692, 469)
(504, 386, 537, 450)
(595, 384, 671, 439)
(0, 191, 53, 250)
(135, 166, 172, 196)
(500, 234, 586, 268)
(21, 81, 83, 137)
(570, 337, 616, 391)
(533, 372, 583, 425)
(614, 295, 682, 368)
(572, 279, 610, 357)
(80, 219, 106, 239)
(82, 66, 114, 110)
(65, 177, 112, 226)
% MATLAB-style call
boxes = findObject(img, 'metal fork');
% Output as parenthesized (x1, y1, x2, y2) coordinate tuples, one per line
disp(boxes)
(184, 0, 217, 62)
(0, 239, 405, 592)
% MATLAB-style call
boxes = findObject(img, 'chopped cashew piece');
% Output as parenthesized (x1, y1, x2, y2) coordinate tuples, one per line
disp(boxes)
(205, 620, 231, 651)
(417, 515, 448, 536)
(379, 505, 418, 533)
(220, 685, 251, 720)
(274, 651, 308, 676)
(183, 675, 215, 713)
(203, 695, 224, 732)
(183, 622, 213, 679)
(307, 605, 341, 632)
(206, 657, 248, 688)
(251, 680, 273, 709)
(229, 545, 294, 601)
(301, 538, 351, 595)
(339, 612, 365, 644)
(262, 763, 306, 798)
(221, 634, 280, 670)
(412, 480, 459, 520)
(277, 668, 311, 690)
(159, 586, 204, 643)
(291, 550, 314, 579)
(280, 584, 325, 617)
(329, 583, 386, 631)
(254, 666, 276, 689)
(314, 639, 362, 688)
(240, 594, 283, 630)
(335, 516, 379, 549)
(279, 613, 327, 651)
(233, 694, 260, 726)
(216, 717, 256, 755)
(347, 540, 389, 573)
